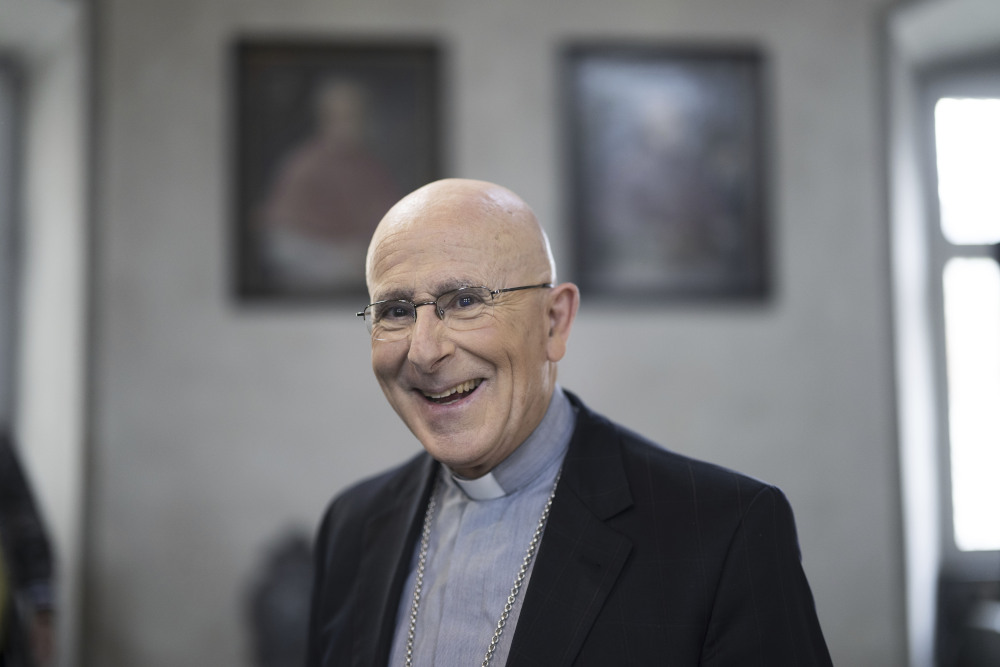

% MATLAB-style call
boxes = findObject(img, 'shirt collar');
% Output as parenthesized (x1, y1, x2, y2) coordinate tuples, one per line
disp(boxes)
(451, 386, 575, 500)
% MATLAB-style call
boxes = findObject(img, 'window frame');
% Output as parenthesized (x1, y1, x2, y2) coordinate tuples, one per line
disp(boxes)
(919, 51, 1000, 576)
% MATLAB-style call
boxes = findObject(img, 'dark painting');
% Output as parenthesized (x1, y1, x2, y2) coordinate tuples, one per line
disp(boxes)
(234, 41, 441, 301)
(566, 45, 769, 300)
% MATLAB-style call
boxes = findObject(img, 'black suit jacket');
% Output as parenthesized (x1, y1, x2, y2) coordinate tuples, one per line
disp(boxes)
(308, 393, 833, 666)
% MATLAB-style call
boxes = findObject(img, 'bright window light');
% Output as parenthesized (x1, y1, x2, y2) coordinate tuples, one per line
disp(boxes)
(934, 98, 1000, 245)
(943, 258, 1000, 551)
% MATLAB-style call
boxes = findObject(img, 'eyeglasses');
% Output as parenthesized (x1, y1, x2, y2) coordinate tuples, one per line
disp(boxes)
(358, 283, 553, 341)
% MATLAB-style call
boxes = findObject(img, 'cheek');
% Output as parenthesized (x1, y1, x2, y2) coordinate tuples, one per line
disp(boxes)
(371, 346, 402, 383)
(499, 334, 549, 388)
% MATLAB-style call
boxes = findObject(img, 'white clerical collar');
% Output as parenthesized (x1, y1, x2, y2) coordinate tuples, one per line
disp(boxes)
(452, 471, 506, 500)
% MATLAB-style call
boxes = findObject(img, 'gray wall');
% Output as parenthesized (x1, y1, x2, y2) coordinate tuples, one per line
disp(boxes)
(89, 0, 905, 665)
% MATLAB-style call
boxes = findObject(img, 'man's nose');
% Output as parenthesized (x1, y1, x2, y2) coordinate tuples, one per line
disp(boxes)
(406, 303, 453, 370)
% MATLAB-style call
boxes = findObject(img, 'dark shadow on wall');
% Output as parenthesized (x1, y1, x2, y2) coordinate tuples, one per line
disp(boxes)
(243, 529, 313, 667)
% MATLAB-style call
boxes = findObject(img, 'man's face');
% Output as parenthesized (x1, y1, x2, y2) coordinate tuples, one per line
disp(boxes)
(366, 213, 556, 479)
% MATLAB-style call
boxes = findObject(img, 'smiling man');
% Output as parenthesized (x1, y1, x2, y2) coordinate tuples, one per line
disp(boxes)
(307, 179, 833, 666)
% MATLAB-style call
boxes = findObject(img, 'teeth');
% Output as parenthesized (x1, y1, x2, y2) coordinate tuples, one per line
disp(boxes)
(424, 379, 481, 399)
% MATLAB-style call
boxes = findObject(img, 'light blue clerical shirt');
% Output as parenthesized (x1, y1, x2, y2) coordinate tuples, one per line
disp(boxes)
(387, 386, 576, 666)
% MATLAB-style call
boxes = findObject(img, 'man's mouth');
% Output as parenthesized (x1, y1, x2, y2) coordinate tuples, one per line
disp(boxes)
(421, 379, 483, 404)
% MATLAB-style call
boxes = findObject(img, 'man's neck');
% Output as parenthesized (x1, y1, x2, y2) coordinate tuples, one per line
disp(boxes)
(450, 386, 575, 500)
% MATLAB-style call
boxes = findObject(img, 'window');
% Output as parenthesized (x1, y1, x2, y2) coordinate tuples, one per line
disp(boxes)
(924, 62, 1000, 557)
(941, 256, 1000, 551)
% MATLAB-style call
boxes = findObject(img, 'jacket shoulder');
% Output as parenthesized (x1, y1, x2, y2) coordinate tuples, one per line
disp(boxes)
(568, 394, 775, 506)
(620, 421, 773, 498)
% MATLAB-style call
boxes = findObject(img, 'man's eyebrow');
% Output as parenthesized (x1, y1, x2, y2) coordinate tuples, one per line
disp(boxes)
(375, 279, 483, 302)
(372, 288, 414, 302)
(431, 278, 481, 294)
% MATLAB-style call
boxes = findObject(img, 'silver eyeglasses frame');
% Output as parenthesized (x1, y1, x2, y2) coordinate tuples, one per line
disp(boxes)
(357, 283, 554, 339)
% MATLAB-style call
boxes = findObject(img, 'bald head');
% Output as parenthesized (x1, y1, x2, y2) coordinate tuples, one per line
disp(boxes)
(366, 179, 555, 296)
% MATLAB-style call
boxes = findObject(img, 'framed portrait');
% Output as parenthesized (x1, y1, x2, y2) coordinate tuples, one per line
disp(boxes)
(564, 44, 769, 300)
(233, 40, 442, 301)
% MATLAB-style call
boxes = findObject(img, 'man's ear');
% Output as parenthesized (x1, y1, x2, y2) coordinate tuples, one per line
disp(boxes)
(545, 282, 580, 362)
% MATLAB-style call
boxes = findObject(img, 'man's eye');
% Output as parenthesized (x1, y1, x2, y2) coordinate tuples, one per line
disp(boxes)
(376, 303, 412, 321)
(454, 293, 486, 309)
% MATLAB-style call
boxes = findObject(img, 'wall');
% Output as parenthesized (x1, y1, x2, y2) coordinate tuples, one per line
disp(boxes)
(89, 0, 905, 664)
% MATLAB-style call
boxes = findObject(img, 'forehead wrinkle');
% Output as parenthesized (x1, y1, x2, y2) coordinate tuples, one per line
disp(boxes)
(366, 241, 411, 300)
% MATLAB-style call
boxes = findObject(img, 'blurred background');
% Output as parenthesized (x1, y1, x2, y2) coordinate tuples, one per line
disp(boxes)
(1, 0, 999, 665)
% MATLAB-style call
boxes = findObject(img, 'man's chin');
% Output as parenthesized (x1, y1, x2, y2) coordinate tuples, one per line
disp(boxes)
(417, 436, 492, 474)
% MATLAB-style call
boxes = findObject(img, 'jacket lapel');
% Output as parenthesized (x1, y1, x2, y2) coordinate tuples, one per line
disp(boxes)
(508, 396, 634, 666)
(352, 455, 438, 667)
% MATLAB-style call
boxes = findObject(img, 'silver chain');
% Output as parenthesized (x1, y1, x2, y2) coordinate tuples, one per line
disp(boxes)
(403, 468, 562, 667)
(404, 481, 438, 667)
